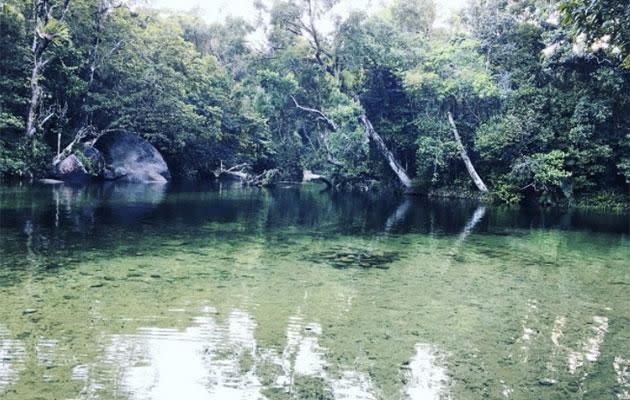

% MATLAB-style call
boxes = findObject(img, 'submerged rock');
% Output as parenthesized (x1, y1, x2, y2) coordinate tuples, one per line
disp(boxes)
(96, 132, 170, 183)
(305, 246, 400, 269)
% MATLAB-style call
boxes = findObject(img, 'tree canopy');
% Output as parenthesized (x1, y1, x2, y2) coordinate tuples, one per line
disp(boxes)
(0, 0, 628, 206)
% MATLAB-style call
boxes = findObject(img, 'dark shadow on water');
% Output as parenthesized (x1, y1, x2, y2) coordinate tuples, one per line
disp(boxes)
(0, 182, 627, 283)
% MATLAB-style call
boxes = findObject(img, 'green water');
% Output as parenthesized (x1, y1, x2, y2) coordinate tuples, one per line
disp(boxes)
(0, 183, 628, 400)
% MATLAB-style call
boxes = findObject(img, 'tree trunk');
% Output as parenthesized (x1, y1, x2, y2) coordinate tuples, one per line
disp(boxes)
(25, 63, 42, 137)
(26, 0, 50, 137)
(360, 114, 412, 188)
(81, 1, 123, 127)
(288, 19, 412, 190)
(291, 97, 411, 189)
(447, 111, 488, 192)
(25, 0, 71, 138)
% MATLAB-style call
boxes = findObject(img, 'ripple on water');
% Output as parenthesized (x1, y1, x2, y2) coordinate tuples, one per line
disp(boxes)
(331, 371, 377, 400)
(403, 344, 450, 400)
(71, 309, 451, 400)
(568, 315, 608, 374)
(0, 326, 26, 393)
(614, 356, 630, 400)
(36, 338, 58, 381)
(276, 315, 378, 400)
(84, 310, 262, 400)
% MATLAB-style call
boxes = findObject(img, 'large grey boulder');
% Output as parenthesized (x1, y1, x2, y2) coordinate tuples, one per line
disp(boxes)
(51, 145, 106, 183)
(96, 133, 171, 183)
(82, 146, 106, 175)
(53, 154, 88, 183)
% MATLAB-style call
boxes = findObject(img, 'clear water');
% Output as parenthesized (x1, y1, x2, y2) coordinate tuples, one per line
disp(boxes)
(0, 182, 628, 400)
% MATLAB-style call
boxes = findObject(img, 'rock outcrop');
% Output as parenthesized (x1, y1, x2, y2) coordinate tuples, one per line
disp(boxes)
(82, 146, 106, 175)
(53, 154, 88, 183)
(51, 145, 106, 183)
(96, 132, 170, 183)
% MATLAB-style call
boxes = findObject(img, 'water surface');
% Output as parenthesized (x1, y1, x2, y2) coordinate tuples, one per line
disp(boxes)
(0, 182, 628, 399)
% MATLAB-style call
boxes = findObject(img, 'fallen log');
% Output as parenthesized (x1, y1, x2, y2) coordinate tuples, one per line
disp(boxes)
(213, 162, 280, 187)
(360, 114, 412, 189)
(447, 112, 488, 193)
(303, 169, 332, 189)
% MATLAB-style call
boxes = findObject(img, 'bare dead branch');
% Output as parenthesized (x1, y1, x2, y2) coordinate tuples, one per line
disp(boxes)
(290, 95, 338, 131)
(52, 126, 92, 166)
(39, 111, 55, 128)
(303, 169, 332, 189)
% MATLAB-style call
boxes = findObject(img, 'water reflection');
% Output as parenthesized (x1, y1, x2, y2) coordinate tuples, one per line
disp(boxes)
(567, 316, 608, 374)
(100, 309, 261, 400)
(614, 356, 630, 399)
(0, 326, 25, 394)
(36, 338, 58, 382)
(74, 308, 450, 400)
(0, 184, 628, 399)
(457, 206, 486, 242)
(513, 300, 614, 383)
(403, 344, 449, 400)
(51, 182, 167, 225)
(384, 198, 412, 233)
(1, 183, 627, 244)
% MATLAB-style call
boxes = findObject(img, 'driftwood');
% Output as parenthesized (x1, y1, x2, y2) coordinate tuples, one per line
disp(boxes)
(52, 126, 95, 166)
(302, 169, 332, 189)
(447, 111, 489, 193)
(213, 162, 280, 187)
(213, 162, 250, 181)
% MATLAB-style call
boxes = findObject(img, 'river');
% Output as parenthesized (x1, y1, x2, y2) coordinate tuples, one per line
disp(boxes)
(0, 182, 628, 399)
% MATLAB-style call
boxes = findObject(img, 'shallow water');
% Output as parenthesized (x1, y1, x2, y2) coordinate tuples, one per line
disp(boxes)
(0, 182, 628, 400)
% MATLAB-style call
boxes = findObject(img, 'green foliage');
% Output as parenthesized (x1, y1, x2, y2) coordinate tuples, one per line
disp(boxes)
(73, 150, 97, 176)
(618, 133, 630, 184)
(575, 191, 630, 212)
(0, 0, 627, 208)
(559, 0, 630, 68)
(390, 0, 435, 35)
(492, 177, 523, 205)
(0, 138, 51, 179)
(0, 1, 31, 178)
(413, 117, 457, 185)
(510, 150, 571, 199)
(291, 376, 334, 400)
(37, 17, 71, 46)
(475, 110, 552, 167)
(1, 1, 273, 180)
(404, 38, 499, 102)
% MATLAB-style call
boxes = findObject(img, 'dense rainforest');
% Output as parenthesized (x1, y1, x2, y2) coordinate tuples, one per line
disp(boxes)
(0, 0, 628, 207)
